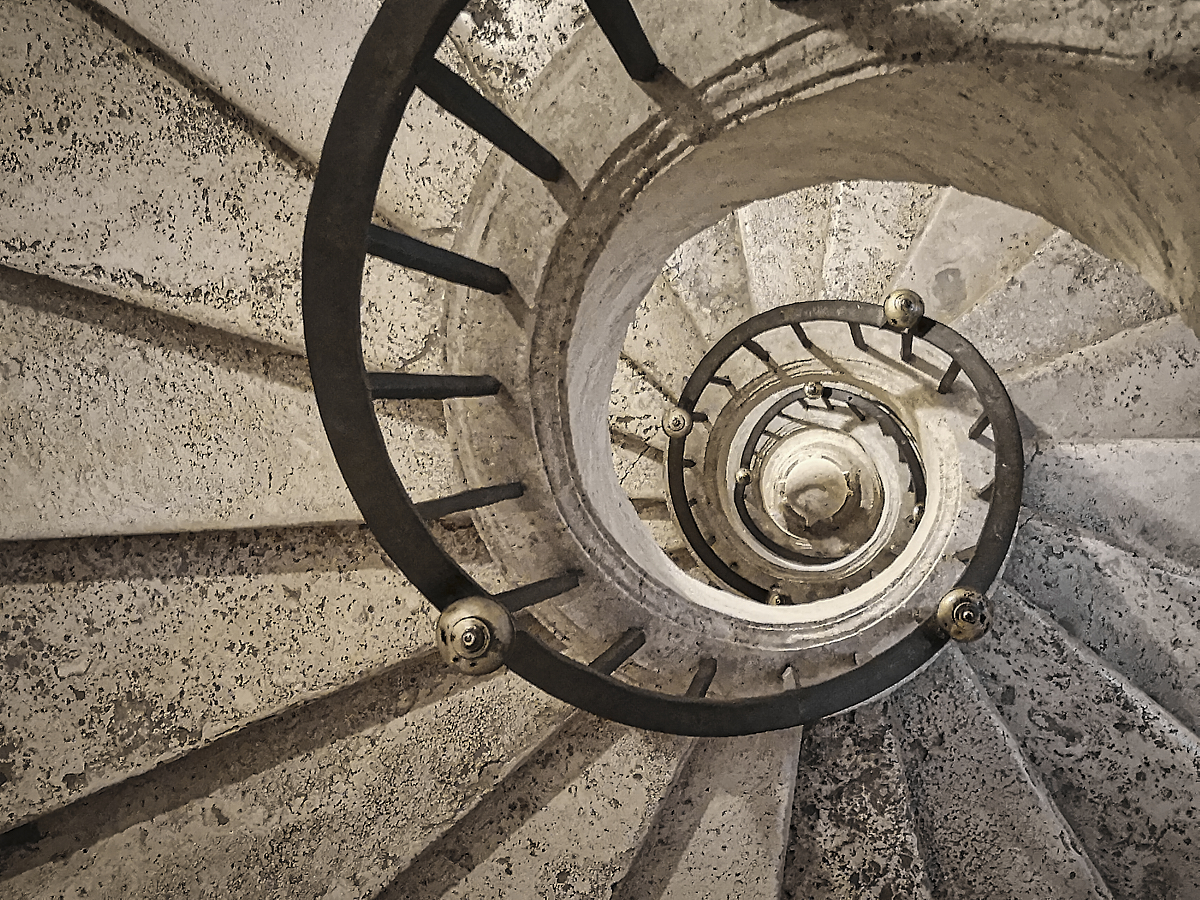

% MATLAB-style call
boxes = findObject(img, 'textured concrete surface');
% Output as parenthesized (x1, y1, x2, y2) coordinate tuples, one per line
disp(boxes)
(1023, 439, 1200, 571)
(0, 0, 445, 366)
(822, 181, 941, 307)
(0, 269, 460, 540)
(383, 715, 692, 900)
(952, 230, 1175, 375)
(966, 587, 1200, 899)
(783, 708, 933, 900)
(1, 664, 571, 899)
(92, 0, 486, 238)
(612, 728, 802, 900)
(0, 522, 502, 829)
(1004, 515, 1200, 735)
(738, 185, 835, 313)
(888, 649, 1110, 900)
(1009, 315, 1200, 444)
(890, 188, 1055, 323)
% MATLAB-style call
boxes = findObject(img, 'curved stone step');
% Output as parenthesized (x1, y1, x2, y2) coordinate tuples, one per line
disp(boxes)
(0, 0, 444, 366)
(0, 521, 503, 829)
(886, 648, 1113, 900)
(611, 728, 803, 900)
(0, 270, 461, 540)
(737, 185, 836, 313)
(0, 664, 570, 898)
(1003, 515, 1200, 734)
(782, 707, 934, 900)
(1007, 315, 1200, 445)
(949, 230, 1174, 375)
(1023, 438, 1200, 572)
(379, 716, 693, 899)
(964, 586, 1200, 899)
(89, 0, 485, 238)
(889, 187, 1057, 323)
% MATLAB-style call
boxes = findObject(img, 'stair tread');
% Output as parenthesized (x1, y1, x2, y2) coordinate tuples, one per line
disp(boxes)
(738, 185, 836, 314)
(1007, 315, 1200, 443)
(1023, 437, 1200, 571)
(613, 728, 803, 900)
(782, 709, 934, 900)
(888, 648, 1113, 900)
(1004, 515, 1200, 733)
(0, 1, 444, 365)
(0, 666, 570, 897)
(964, 586, 1200, 898)
(91, 0, 483, 238)
(889, 187, 1055, 323)
(0, 272, 462, 541)
(382, 716, 693, 900)
(822, 180, 942, 308)
(950, 229, 1173, 375)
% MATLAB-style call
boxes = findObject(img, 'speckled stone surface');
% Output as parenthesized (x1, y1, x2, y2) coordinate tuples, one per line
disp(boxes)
(0, 270, 460, 539)
(822, 181, 942, 308)
(612, 728, 802, 900)
(1008, 316, 1200, 444)
(90, 0, 485, 237)
(951, 229, 1175, 375)
(1004, 516, 1200, 734)
(1022, 439, 1200, 572)
(0, 664, 570, 899)
(782, 708, 934, 900)
(965, 587, 1200, 899)
(381, 715, 692, 900)
(890, 188, 1055, 323)
(0, 521, 502, 828)
(621, 273, 709, 400)
(888, 649, 1110, 900)
(738, 185, 835, 313)
(0, 1, 445, 365)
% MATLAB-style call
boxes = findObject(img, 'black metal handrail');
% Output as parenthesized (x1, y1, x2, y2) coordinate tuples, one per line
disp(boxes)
(302, 0, 1021, 736)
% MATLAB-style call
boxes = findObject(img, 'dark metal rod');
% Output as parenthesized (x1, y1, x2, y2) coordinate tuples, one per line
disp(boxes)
(849, 322, 868, 351)
(691, 411, 709, 424)
(417, 58, 563, 182)
(742, 339, 773, 365)
(496, 571, 581, 612)
(686, 658, 718, 698)
(969, 413, 991, 440)
(590, 628, 647, 675)
(367, 224, 511, 294)
(367, 371, 501, 400)
(847, 402, 868, 422)
(584, 0, 661, 81)
(791, 324, 813, 348)
(938, 360, 962, 394)
(710, 375, 733, 387)
(415, 482, 524, 520)
(977, 479, 995, 501)
(901, 332, 914, 362)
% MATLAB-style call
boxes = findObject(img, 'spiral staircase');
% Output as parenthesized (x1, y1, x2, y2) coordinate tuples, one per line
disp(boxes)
(2, 0, 1200, 897)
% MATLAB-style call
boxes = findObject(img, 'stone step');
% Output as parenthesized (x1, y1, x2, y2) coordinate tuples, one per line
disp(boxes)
(380, 716, 693, 899)
(888, 187, 1056, 323)
(1023, 438, 1200, 572)
(782, 708, 934, 900)
(1002, 514, 1200, 735)
(0, 270, 461, 540)
(0, 521, 504, 828)
(621, 273, 711, 403)
(738, 185, 836, 314)
(0, 0, 444, 366)
(612, 728, 803, 900)
(949, 229, 1174, 375)
(964, 587, 1200, 899)
(821, 180, 942, 308)
(887, 648, 1113, 900)
(0, 662, 570, 898)
(89, 0, 485, 238)
(1007, 315, 1200, 444)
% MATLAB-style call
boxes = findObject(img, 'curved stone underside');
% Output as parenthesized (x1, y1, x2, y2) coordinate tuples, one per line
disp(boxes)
(2, 0, 1199, 897)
